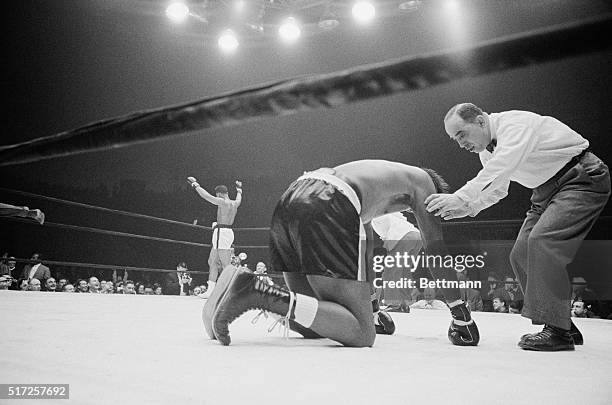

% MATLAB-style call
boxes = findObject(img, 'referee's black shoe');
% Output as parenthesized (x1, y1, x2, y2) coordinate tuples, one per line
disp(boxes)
(520, 320, 583, 345)
(518, 325, 575, 351)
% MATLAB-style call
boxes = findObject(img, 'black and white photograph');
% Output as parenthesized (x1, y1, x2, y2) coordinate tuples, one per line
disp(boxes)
(1, 0, 611, 404)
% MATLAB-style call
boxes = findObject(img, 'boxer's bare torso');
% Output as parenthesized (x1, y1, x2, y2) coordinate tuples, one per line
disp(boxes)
(215, 199, 239, 226)
(329, 160, 443, 241)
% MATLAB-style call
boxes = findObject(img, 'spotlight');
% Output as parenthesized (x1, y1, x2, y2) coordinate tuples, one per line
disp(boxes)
(166, 2, 190, 23)
(352, 1, 376, 24)
(278, 17, 301, 42)
(398, 0, 421, 12)
(218, 30, 239, 53)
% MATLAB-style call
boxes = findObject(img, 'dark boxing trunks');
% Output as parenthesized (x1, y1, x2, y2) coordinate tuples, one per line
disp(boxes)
(269, 171, 363, 280)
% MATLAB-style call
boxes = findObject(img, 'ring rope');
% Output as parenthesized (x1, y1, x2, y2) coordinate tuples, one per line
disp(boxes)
(0, 216, 269, 249)
(0, 15, 610, 166)
(5, 257, 285, 278)
(0, 187, 212, 231)
(0, 187, 268, 232)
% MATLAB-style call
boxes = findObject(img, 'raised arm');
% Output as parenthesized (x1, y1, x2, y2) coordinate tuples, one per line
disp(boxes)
(187, 177, 225, 205)
(234, 181, 243, 206)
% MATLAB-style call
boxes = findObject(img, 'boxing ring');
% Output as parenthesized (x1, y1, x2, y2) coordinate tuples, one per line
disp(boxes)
(2, 12, 612, 405)
(1, 291, 611, 405)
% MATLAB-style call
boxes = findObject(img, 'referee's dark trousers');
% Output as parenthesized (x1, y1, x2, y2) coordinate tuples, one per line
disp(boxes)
(510, 151, 611, 330)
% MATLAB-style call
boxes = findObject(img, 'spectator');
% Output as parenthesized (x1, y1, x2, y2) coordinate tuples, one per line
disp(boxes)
(100, 280, 107, 291)
(144, 286, 154, 295)
(509, 300, 523, 314)
(493, 296, 509, 313)
(571, 276, 601, 317)
(28, 279, 42, 291)
(123, 281, 136, 294)
(22, 253, 50, 284)
(45, 277, 58, 292)
(136, 283, 145, 295)
(153, 284, 163, 295)
(410, 288, 447, 310)
(178, 270, 192, 297)
(0, 254, 8, 275)
(0, 275, 11, 290)
(62, 284, 75, 292)
(193, 286, 202, 296)
(571, 300, 588, 318)
(88, 277, 101, 293)
(571, 299, 599, 318)
(19, 279, 29, 291)
(255, 261, 267, 273)
(58, 278, 68, 291)
(254, 261, 274, 286)
(76, 279, 89, 293)
(163, 262, 188, 296)
(1, 254, 17, 277)
(104, 281, 115, 294)
(483, 271, 511, 312)
(504, 276, 524, 303)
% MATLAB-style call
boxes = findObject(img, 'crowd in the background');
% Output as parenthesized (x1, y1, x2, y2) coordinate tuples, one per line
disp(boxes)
(0, 251, 275, 297)
(2, 251, 608, 319)
(381, 269, 611, 320)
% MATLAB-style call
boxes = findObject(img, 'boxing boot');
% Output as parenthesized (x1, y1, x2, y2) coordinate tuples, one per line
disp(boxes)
(211, 266, 295, 345)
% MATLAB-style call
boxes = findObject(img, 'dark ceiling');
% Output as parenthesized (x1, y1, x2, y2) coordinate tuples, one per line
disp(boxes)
(4, 0, 612, 224)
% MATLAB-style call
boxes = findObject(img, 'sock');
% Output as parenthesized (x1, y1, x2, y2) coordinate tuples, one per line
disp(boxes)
(293, 293, 318, 328)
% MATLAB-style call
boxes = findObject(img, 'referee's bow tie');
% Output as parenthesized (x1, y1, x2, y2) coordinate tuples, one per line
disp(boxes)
(486, 138, 497, 153)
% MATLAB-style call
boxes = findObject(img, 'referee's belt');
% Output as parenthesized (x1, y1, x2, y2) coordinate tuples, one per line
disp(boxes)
(548, 148, 591, 184)
(212, 224, 232, 230)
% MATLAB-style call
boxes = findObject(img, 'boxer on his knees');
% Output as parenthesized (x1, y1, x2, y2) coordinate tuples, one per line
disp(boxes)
(204, 160, 479, 347)
(187, 177, 242, 298)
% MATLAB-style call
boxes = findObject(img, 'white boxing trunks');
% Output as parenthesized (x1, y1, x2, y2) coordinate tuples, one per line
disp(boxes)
(211, 222, 234, 249)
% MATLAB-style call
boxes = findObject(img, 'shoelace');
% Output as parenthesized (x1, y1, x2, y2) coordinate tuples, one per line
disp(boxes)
(268, 315, 290, 338)
(250, 291, 296, 339)
(271, 291, 295, 338)
(251, 310, 269, 324)
(529, 326, 554, 341)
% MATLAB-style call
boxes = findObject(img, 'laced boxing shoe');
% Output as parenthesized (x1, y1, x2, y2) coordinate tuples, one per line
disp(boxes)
(211, 266, 295, 345)
(518, 324, 575, 351)
(202, 265, 245, 340)
(448, 302, 480, 346)
(519, 320, 583, 345)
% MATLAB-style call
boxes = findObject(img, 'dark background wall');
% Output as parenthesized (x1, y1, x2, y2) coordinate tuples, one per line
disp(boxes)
(2, 0, 612, 278)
